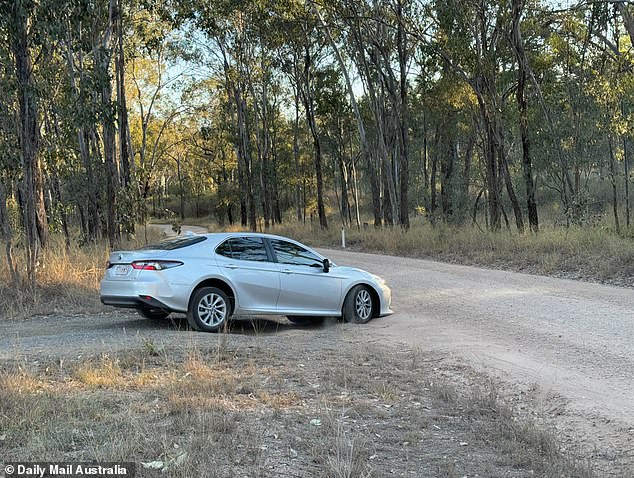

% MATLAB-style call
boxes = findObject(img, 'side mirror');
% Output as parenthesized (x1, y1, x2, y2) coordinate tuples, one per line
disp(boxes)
(323, 258, 330, 273)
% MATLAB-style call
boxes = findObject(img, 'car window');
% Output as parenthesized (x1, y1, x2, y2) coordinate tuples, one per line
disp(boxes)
(142, 236, 207, 250)
(271, 239, 322, 267)
(216, 237, 269, 262)
(215, 240, 233, 258)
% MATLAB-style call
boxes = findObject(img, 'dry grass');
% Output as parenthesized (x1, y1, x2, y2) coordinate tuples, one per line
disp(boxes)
(0, 339, 606, 477)
(0, 227, 167, 319)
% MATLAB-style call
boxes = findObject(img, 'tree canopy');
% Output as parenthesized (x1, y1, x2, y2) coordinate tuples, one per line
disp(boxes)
(1, 0, 633, 283)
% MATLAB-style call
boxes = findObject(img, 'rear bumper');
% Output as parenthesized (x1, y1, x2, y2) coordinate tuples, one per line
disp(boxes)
(100, 295, 172, 311)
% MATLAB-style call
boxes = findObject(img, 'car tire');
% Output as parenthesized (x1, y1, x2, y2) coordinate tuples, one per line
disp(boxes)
(287, 315, 323, 325)
(342, 285, 374, 324)
(187, 286, 231, 332)
(137, 307, 170, 320)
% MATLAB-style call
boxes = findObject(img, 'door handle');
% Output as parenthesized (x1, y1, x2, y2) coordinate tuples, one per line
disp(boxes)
(224, 264, 239, 269)
(281, 269, 293, 274)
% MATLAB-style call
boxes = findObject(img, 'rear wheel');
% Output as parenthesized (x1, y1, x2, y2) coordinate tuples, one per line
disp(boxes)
(187, 287, 231, 332)
(137, 307, 170, 320)
(342, 285, 374, 324)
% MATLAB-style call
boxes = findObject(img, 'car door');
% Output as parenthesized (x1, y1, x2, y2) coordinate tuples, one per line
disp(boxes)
(214, 236, 280, 312)
(269, 239, 342, 314)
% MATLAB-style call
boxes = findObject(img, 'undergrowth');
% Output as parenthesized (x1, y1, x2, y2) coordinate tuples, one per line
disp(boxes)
(0, 227, 166, 319)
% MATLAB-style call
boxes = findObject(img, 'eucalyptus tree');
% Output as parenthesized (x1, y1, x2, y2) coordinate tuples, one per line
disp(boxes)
(387, 0, 543, 231)
(329, 0, 416, 227)
(171, 0, 264, 230)
(0, 39, 19, 281)
(128, 45, 191, 229)
(298, 7, 329, 229)
(510, 0, 539, 232)
(0, 0, 51, 285)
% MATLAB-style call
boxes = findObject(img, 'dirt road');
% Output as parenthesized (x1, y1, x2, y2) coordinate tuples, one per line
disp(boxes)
(1, 234, 632, 468)
(321, 248, 634, 417)
(322, 247, 634, 467)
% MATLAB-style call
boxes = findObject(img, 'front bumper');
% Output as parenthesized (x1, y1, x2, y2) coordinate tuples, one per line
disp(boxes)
(377, 282, 393, 317)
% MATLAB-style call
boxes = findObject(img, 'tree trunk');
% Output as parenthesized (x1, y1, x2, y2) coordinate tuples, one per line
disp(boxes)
(246, 58, 271, 229)
(382, 159, 394, 226)
(608, 136, 621, 233)
(0, 180, 18, 283)
(224, 62, 248, 227)
(430, 126, 439, 218)
(177, 155, 185, 220)
(65, 29, 101, 241)
(511, 0, 539, 233)
(368, 150, 382, 227)
(622, 102, 631, 228)
(476, 92, 502, 230)
(115, 0, 131, 189)
(293, 91, 302, 222)
(97, 0, 120, 248)
(440, 132, 456, 219)
(500, 145, 525, 233)
(616, 2, 634, 48)
(302, 45, 327, 229)
(12, 0, 47, 286)
(337, 128, 350, 226)
(422, 120, 429, 212)
(238, 93, 257, 231)
(397, 0, 410, 228)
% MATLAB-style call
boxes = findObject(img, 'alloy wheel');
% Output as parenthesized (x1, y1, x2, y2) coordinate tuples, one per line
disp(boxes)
(355, 289, 372, 321)
(197, 293, 227, 327)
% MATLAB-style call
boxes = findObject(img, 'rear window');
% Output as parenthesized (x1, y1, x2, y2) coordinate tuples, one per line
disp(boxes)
(141, 236, 207, 250)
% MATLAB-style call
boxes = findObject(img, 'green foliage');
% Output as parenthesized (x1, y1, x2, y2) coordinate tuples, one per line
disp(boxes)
(0, 0, 633, 267)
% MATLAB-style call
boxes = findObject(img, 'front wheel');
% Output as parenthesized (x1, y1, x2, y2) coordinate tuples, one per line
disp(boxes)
(187, 287, 231, 332)
(342, 285, 374, 324)
(137, 307, 170, 320)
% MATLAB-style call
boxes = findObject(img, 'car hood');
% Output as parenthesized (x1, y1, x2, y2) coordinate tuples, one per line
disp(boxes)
(330, 265, 381, 281)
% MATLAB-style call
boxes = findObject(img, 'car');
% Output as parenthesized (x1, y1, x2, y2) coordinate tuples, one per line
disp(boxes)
(100, 232, 393, 332)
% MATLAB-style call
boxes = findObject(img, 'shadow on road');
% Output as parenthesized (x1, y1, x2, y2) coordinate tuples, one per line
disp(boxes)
(129, 314, 342, 335)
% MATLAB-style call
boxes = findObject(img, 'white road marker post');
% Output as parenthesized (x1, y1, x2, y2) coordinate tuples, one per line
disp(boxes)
(341, 227, 346, 248)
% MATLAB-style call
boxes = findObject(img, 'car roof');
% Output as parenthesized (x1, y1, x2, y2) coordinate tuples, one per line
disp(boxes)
(201, 231, 295, 240)
(192, 232, 310, 247)
(168, 232, 329, 262)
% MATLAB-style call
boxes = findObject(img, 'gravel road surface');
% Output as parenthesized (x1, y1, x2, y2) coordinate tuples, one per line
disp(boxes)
(321, 247, 634, 466)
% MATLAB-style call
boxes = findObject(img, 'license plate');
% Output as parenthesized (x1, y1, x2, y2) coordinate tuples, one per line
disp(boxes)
(114, 265, 131, 276)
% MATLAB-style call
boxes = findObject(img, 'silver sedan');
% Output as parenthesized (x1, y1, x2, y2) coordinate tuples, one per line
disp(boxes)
(100, 232, 393, 332)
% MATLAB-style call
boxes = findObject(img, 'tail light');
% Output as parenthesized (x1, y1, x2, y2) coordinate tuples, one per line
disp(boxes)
(131, 260, 183, 271)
